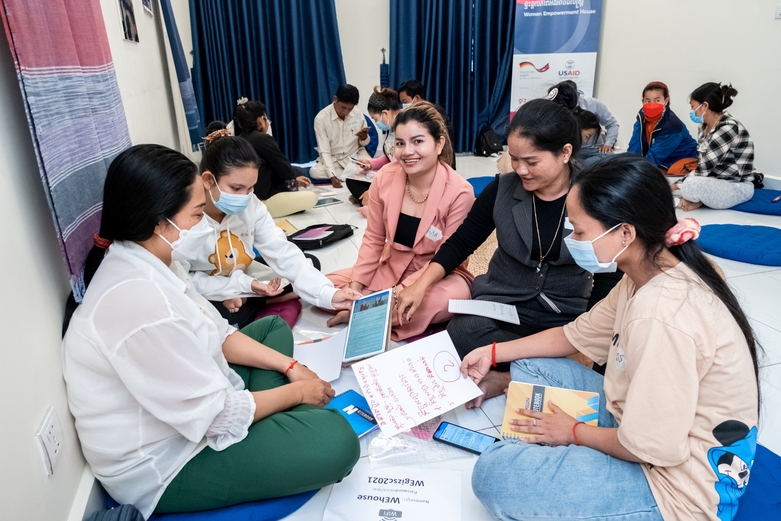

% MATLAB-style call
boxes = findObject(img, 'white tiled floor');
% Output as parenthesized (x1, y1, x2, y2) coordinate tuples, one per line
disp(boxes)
(280, 155, 781, 520)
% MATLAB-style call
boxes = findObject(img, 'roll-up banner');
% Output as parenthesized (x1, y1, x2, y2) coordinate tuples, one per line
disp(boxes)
(511, 0, 604, 116)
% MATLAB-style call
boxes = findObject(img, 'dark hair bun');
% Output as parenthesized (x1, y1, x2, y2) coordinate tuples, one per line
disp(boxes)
(720, 84, 738, 109)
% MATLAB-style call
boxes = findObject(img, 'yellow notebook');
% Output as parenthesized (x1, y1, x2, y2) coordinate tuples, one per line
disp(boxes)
(500, 381, 599, 439)
(275, 219, 298, 235)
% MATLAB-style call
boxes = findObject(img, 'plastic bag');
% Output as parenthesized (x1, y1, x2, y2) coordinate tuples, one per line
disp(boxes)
(367, 417, 470, 468)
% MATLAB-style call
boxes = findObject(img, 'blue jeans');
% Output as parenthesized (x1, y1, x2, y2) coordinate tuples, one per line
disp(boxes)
(471, 358, 663, 520)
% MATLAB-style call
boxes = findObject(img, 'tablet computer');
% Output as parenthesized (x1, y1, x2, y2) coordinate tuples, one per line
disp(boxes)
(343, 288, 392, 362)
(314, 197, 343, 207)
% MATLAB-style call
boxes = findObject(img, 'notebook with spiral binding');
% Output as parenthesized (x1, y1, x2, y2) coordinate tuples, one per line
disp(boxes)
(500, 381, 599, 439)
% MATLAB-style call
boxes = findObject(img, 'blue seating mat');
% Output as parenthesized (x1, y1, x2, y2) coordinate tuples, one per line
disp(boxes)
(734, 444, 781, 520)
(731, 189, 781, 215)
(697, 224, 781, 266)
(106, 489, 318, 521)
(467, 175, 496, 196)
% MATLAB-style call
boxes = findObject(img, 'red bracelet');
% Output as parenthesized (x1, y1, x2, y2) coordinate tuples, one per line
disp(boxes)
(572, 421, 585, 446)
(284, 359, 298, 376)
(491, 342, 497, 368)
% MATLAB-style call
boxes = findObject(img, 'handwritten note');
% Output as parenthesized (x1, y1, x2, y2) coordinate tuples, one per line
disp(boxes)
(448, 299, 520, 325)
(351, 331, 482, 437)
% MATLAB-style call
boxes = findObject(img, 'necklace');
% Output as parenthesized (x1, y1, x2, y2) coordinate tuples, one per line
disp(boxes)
(532, 193, 567, 272)
(406, 178, 430, 204)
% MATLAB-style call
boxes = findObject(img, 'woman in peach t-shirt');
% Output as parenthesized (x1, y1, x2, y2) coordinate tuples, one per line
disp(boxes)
(463, 155, 760, 521)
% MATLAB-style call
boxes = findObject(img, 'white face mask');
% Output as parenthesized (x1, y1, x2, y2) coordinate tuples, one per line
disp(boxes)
(158, 216, 214, 260)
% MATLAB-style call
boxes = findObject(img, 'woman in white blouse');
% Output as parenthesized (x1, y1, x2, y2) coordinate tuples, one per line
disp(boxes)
(62, 145, 360, 517)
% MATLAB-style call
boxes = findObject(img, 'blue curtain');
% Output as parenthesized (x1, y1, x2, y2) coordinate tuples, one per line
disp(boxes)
(161, 0, 203, 151)
(190, 0, 346, 163)
(389, 0, 515, 152)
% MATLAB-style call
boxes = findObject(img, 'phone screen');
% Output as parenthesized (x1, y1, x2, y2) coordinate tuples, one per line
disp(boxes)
(434, 422, 498, 454)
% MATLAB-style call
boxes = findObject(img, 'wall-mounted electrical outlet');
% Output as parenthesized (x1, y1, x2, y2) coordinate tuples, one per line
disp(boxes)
(776, 4, 781, 20)
(36, 407, 64, 475)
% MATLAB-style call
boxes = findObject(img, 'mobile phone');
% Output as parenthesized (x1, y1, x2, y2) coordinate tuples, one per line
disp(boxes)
(432, 421, 500, 455)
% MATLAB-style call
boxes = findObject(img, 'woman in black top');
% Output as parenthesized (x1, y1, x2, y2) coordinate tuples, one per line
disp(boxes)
(233, 100, 318, 218)
(396, 99, 620, 405)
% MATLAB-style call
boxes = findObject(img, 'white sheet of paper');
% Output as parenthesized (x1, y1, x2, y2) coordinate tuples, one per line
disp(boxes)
(323, 461, 461, 521)
(448, 299, 520, 325)
(351, 331, 482, 437)
(293, 328, 346, 382)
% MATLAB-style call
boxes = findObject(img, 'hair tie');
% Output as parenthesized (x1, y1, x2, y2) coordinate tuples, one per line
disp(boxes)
(665, 218, 700, 247)
(93, 233, 112, 249)
(546, 87, 559, 101)
(204, 128, 232, 145)
(236, 97, 248, 106)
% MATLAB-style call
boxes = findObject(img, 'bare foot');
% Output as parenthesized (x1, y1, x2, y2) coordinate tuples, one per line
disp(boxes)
(677, 199, 703, 211)
(465, 370, 511, 409)
(326, 309, 350, 328)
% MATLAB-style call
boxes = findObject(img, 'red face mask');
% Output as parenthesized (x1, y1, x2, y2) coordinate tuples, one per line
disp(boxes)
(643, 102, 665, 119)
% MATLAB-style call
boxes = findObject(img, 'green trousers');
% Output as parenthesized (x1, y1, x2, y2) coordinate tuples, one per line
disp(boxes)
(155, 316, 360, 514)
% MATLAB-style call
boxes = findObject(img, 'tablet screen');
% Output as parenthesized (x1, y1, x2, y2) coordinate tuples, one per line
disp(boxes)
(343, 289, 392, 362)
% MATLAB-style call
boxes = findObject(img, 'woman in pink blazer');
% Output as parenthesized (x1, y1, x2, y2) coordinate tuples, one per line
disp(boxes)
(327, 102, 475, 340)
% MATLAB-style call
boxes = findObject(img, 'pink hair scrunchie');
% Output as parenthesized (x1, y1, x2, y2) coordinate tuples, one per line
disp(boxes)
(665, 218, 701, 247)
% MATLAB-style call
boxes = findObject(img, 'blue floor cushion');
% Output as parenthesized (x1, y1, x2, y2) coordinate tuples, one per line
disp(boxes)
(148, 490, 318, 521)
(732, 189, 781, 215)
(697, 224, 781, 266)
(105, 489, 318, 521)
(467, 175, 496, 196)
(734, 444, 781, 520)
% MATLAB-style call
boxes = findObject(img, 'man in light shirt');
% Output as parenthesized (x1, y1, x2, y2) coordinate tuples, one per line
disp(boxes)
(310, 84, 371, 187)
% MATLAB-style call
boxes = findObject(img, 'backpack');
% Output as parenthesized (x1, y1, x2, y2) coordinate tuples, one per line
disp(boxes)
(287, 223, 355, 250)
(474, 125, 503, 157)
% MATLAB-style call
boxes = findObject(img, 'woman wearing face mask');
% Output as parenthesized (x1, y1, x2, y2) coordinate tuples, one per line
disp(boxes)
(673, 83, 757, 211)
(325, 102, 475, 340)
(346, 86, 402, 208)
(62, 145, 360, 518)
(396, 100, 622, 405)
(463, 154, 760, 521)
(627, 81, 698, 174)
(183, 133, 360, 329)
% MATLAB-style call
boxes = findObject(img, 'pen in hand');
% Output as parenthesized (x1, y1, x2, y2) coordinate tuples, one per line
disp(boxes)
(772, 195, 781, 203)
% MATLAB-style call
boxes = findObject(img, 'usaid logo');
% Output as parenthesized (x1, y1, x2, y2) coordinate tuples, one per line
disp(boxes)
(559, 60, 580, 77)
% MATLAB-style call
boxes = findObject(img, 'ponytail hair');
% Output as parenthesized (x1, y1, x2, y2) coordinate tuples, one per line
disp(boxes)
(393, 101, 454, 168)
(690, 82, 738, 113)
(572, 155, 761, 412)
(233, 100, 266, 136)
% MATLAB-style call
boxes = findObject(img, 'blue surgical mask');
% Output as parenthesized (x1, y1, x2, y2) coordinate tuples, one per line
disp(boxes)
(563, 223, 627, 273)
(401, 103, 410, 109)
(689, 103, 704, 124)
(376, 113, 391, 132)
(210, 178, 252, 215)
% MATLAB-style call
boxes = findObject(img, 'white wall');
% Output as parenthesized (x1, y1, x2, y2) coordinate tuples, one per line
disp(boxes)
(335, 0, 390, 107)
(102, 0, 180, 149)
(0, 26, 83, 521)
(595, 0, 781, 174)
(0, 1, 184, 519)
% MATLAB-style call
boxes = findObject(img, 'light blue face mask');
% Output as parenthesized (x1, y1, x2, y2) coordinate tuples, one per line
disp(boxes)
(563, 223, 627, 273)
(401, 103, 411, 109)
(210, 177, 252, 215)
(376, 113, 391, 132)
(689, 103, 704, 124)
